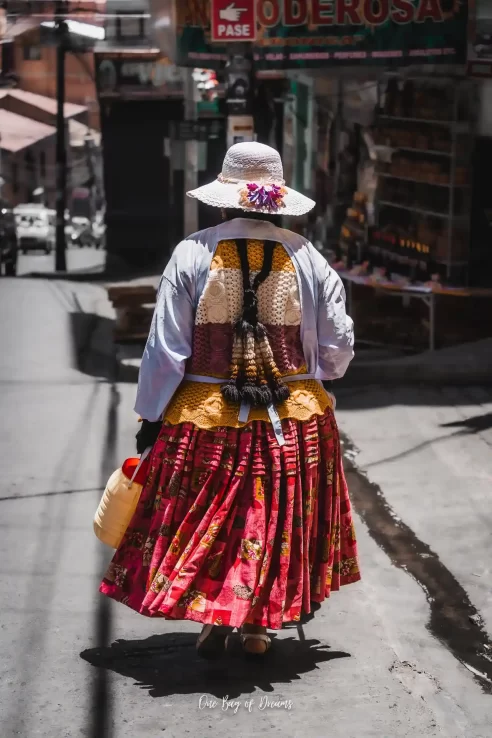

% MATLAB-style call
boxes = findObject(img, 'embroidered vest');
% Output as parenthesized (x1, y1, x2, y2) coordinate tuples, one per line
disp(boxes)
(163, 239, 332, 429)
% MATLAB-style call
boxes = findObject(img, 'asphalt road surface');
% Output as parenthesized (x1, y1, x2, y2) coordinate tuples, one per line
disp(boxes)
(0, 276, 491, 738)
(17, 246, 106, 277)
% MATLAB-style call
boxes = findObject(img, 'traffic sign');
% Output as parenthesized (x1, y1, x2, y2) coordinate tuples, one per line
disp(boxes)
(211, 0, 256, 43)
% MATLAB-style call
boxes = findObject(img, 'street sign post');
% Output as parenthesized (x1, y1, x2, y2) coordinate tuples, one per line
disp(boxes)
(211, 0, 256, 43)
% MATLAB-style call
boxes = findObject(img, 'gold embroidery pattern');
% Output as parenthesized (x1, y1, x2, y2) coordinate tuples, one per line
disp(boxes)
(165, 380, 333, 429)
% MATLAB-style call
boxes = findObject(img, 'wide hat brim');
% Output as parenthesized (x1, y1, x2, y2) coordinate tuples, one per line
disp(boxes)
(187, 178, 315, 217)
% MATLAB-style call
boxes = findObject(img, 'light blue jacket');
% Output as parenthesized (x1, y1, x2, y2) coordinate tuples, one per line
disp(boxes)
(135, 218, 354, 422)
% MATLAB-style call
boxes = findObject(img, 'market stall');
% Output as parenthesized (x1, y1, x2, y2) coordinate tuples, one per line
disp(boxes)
(372, 73, 474, 286)
(327, 72, 492, 351)
(336, 269, 492, 352)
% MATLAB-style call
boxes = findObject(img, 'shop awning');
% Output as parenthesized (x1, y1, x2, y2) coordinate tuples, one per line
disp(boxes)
(94, 43, 161, 59)
(4, 1, 106, 24)
(0, 109, 55, 152)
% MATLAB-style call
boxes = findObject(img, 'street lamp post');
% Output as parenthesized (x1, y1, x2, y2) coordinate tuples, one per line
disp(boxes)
(55, 1, 68, 272)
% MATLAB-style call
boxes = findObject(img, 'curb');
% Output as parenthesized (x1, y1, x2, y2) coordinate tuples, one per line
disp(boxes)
(342, 347, 492, 387)
(341, 366, 492, 387)
(24, 269, 110, 282)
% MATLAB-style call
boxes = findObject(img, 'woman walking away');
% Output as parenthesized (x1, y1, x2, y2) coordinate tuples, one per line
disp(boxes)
(100, 142, 360, 658)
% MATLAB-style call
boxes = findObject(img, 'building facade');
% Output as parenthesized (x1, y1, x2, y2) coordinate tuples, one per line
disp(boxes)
(0, 88, 101, 209)
(95, 0, 187, 271)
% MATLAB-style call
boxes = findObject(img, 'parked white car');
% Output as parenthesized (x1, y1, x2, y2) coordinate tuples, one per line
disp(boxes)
(14, 204, 55, 254)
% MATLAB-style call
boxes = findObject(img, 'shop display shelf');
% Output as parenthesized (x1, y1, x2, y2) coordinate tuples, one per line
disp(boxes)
(378, 172, 470, 188)
(396, 146, 452, 157)
(378, 115, 470, 132)
(378, 200, 470, 221)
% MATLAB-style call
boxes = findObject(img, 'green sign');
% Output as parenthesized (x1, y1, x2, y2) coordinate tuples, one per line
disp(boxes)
(177, 0, 468, 70)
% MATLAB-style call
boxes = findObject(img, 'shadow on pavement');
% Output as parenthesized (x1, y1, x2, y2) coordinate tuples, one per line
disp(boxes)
(70, 312, 117, 381)
(80, 632, 350, 700)
(69, 311, 143, 384)
(440, 411, 492, 433)
(343, 434, 492, 695)
(88, 382, 120, 738)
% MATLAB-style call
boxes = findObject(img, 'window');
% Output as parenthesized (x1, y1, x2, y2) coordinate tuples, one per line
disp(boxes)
(23, 45, 42, 61)
(116, 12, 145, 40)
(40, 151, 46, 179)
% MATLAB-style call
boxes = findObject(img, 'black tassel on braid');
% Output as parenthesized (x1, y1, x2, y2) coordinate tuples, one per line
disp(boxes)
(221, 238, 290, 408)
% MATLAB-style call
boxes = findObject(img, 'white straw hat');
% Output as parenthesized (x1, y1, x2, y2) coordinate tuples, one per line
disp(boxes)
(187, 142, 315, 217)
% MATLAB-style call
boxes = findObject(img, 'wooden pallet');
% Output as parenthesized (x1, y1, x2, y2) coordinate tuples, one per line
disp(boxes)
(107, 285, 157, 343)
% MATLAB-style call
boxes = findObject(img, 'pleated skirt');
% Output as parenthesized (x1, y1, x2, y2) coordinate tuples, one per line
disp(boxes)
(100, 408, 361, 629)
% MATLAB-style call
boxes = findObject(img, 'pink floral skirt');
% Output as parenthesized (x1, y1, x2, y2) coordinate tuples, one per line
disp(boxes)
(100, 409, 361, 630)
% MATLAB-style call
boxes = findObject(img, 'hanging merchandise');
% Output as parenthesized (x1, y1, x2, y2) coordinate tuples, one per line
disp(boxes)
(335, 192, 370, 271)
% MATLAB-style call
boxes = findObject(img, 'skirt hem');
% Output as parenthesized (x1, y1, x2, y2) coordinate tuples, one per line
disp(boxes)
(99, 570, 361, 630)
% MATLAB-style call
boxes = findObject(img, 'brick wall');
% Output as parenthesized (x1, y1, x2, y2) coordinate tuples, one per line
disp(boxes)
(1, 135, 57, 208)
(13, 31, 100, 130)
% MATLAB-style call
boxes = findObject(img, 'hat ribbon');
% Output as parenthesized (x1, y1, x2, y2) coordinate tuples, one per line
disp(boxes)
(218, 173, 286, 186)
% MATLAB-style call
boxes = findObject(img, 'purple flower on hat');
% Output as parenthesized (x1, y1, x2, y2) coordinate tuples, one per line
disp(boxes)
(240, 182, 287, 212)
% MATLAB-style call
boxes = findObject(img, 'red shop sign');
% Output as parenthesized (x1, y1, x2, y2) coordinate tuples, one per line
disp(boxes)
(211, 0, 257, 43)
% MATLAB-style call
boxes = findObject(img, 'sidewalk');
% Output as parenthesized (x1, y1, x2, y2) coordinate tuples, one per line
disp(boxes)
(341, 339, 492, 386)
(335, 384, 492, 735)
(115, 337, 492, 387)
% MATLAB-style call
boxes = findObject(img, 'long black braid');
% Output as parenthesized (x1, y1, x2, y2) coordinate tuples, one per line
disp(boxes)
(221, 237, 291, 407)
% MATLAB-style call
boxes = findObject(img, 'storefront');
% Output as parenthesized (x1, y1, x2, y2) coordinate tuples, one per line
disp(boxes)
(329, 72, 492, 349)
(95, 49, 227, 269)
(152, 1, 492, 349)
(95, 51, 184, 270)
(176, 0, 468, 70)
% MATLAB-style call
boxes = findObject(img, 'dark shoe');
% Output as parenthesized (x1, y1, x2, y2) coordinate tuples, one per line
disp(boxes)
(196, 624, 233, 660)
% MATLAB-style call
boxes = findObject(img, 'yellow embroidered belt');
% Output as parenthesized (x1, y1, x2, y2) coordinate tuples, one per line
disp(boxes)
(183, 373, 319, 447)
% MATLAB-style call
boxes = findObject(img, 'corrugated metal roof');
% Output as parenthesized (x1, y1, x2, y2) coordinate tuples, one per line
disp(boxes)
(1, 18, 40, 40)
(5, 89, 86, 118)
(0, 109, 56, 152)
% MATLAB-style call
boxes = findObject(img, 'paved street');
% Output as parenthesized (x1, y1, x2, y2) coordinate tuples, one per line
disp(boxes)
(17, 246, 106, 277)
(0, 276, 491, 738)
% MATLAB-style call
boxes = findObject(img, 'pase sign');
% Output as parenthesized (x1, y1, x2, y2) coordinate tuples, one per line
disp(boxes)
(211, 0, 257, 42)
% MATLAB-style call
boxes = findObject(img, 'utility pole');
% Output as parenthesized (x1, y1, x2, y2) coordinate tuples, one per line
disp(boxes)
(55, 1, 68, 271)
(183, 68, 199, 237)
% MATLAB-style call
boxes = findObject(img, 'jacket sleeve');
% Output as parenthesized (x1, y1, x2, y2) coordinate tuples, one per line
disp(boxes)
(317, 263, 354, 380)
(134, 240, 196, 422)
